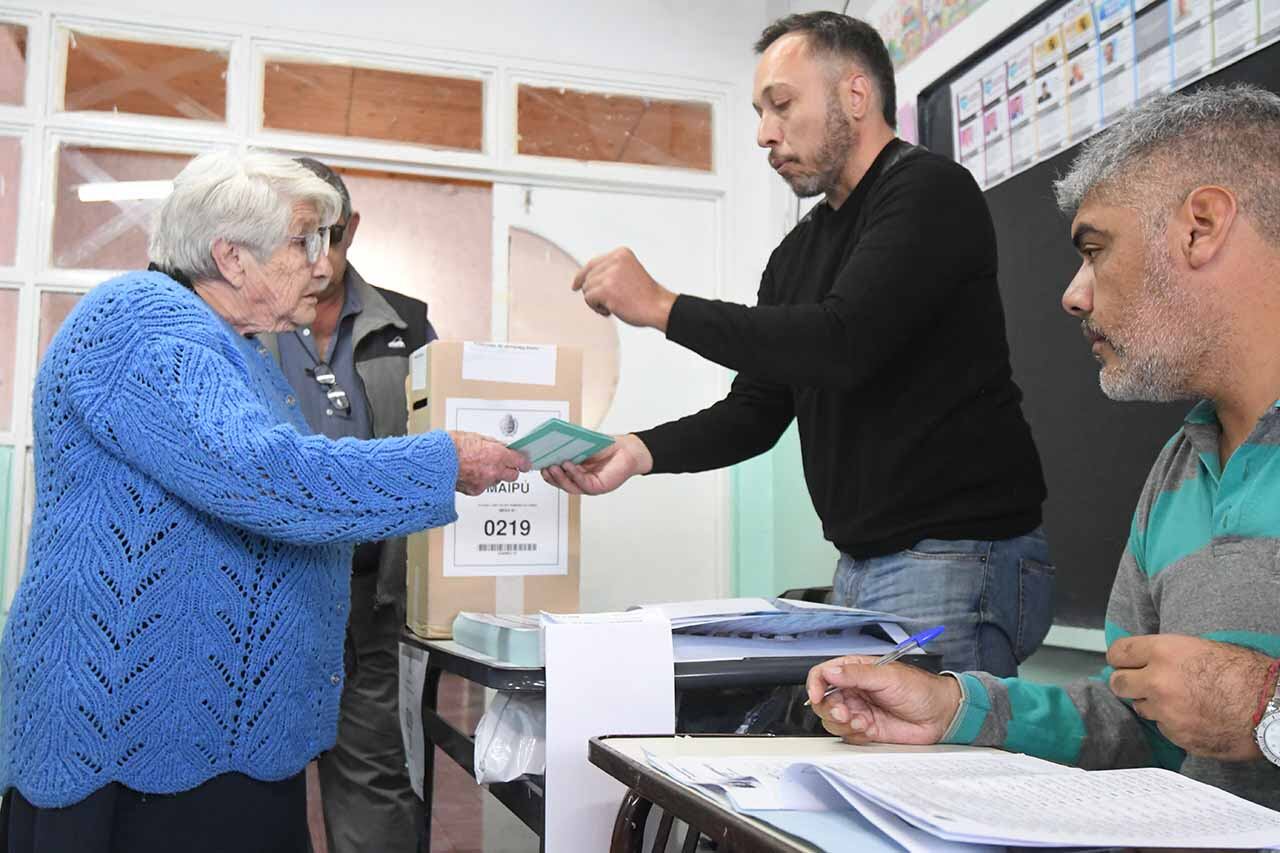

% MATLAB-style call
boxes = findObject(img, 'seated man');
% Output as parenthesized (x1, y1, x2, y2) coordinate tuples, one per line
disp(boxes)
(806, 83, 1280, 810)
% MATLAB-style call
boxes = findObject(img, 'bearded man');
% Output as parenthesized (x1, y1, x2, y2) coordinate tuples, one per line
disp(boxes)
(543, 11, 1050, 676)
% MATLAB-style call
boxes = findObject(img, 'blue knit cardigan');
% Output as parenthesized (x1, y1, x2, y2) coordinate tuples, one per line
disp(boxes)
(0, 272, 458, 807)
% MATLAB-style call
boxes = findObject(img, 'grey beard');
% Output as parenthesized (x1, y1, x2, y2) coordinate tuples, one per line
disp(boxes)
(1098, 352, 1195, 402)
(1096, 243, 1209, 403)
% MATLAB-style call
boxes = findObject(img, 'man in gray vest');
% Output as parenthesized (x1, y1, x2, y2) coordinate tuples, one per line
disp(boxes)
(264, 158, 435, 852)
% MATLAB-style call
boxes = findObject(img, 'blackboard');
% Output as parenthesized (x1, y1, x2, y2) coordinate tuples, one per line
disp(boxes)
(918, 26, 1280, 629)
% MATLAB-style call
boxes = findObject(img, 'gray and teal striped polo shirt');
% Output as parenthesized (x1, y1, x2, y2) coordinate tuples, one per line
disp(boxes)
(942, 399, 1280, 809)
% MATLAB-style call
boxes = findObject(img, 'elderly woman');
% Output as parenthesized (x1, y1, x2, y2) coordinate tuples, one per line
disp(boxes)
(0, 151, 527, 852)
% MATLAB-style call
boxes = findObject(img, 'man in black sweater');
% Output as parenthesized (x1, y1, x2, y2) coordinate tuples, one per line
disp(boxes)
(543, 12, 1051, 675)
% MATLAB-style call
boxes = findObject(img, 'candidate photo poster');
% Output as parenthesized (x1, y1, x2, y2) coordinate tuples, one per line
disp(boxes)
(1265, 0, 1280, 40)
(1005, 35, 1036, 174)
(1097, 0, 1136, 121)
(1135, 0, 1173, 103)
(1172, 0, 1212, 85)
(1066, 44, 1101, 144)
(1212, 0, 1259, 64)
(958, 118, 986, 186)
(1062, 1, 1100, 145)
(1062, 0, 1097, 54)
(1032, 17, 1067, 157)
(1008, 87, 1035, 171)
(983, 102, 1010, 183)
(953, 73, 982, 160)
(981, 60, 1010, 184)
(953, 71, 986, 187)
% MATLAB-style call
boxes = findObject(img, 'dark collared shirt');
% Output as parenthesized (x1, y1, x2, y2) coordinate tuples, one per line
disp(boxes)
(278, 274, 373, 442)
(278, 274, 379, 574)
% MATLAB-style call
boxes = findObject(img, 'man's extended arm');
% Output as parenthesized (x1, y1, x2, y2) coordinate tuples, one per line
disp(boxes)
(577, 158, 996, 392)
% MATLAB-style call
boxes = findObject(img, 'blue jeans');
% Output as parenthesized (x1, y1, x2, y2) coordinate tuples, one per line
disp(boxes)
(833, 527, 1055, 676)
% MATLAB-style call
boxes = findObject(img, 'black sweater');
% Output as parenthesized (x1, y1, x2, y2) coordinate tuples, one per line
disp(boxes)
(636, 140, 1045, 558)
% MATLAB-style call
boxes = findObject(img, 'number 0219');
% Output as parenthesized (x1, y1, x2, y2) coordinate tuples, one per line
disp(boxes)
(483, 519, 532, 537)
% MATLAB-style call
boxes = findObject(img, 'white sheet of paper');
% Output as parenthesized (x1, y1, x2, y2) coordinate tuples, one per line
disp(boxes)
(462, 342, 557, 386)
(818, 759, 1280, 848)
(635, 597, 778, 622)
(657, 748, 1280, 849)
(543, 611, 675, 853)
(654, 751, 1065, 812)
(410, 346, 428, 392)
(806, 773, 999, 853)
(648, 754, 830, 811)
(397, 641, 429, 799)
(671, 628, 901, 662)
(542, 610, 646, 624)
(443, 398, 569, 577)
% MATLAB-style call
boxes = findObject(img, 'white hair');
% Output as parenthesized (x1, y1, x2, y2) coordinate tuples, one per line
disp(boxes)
(148, 149, 343, 282)
(1054, 84, 1280, 245)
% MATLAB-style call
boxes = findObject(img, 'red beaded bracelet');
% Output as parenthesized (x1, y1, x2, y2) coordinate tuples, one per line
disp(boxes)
(1253, 658, 1280, 727)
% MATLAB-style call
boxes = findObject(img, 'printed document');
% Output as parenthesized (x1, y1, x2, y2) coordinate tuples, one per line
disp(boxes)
(651, 749, 1280, 849)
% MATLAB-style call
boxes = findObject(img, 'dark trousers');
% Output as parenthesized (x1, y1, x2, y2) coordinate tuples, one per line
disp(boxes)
(318, 570, 418, 853)
(0, 772, 307, 853)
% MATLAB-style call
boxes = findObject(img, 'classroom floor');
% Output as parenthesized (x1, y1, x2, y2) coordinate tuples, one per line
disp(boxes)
(307, 675, 538, 853)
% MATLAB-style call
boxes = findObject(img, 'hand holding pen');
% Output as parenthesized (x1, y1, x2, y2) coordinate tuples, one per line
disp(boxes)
(804, 625, 963, 747)
(803, 626, 945, 707)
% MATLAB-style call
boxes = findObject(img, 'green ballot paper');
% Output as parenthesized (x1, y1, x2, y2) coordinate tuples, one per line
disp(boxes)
(507, 418, 614, 470)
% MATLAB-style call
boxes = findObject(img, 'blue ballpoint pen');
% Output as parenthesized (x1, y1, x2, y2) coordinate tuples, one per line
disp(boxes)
(804, 625, 946, 707)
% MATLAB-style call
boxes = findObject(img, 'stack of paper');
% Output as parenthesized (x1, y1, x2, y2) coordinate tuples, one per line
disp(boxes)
(636, 597, 902, 635)
(454, 599, 916, 666)
(649, 750, 1280, 850)
(633, 598, 915, 664)
(452, 612, 541, 665)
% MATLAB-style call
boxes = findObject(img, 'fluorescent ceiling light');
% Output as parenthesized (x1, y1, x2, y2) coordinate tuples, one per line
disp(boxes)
(76, 180, 174, 203)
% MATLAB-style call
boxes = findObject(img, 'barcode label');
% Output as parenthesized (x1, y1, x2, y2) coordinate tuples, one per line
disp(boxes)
(478, 543, 539, 553)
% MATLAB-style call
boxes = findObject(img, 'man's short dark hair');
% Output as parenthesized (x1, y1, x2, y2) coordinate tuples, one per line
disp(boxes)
(755, 12, 897, 129)
(294, 156, 352, 221)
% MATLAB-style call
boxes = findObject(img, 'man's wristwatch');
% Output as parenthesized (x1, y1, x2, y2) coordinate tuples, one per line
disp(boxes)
(1253, 658, 1280, 766)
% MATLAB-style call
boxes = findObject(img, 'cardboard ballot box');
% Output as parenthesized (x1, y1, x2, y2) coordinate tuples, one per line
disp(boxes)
(406, 341, 582, 639)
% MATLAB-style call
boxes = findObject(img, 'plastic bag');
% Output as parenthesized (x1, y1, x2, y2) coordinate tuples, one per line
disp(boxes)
(473, 691, 546, 783)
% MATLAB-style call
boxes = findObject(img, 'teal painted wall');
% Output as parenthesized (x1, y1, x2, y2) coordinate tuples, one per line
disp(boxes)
(732, 423, 837, 598)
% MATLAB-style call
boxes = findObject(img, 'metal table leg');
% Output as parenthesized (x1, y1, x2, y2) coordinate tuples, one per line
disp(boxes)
(419, 665, 443, 853)
(610, 789, 655, 853)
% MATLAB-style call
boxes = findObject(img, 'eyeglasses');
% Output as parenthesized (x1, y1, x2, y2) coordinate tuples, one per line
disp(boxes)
(329, 221, 347, 246)
(306, 361, 350, 412)
(288, 227, 331, 265)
